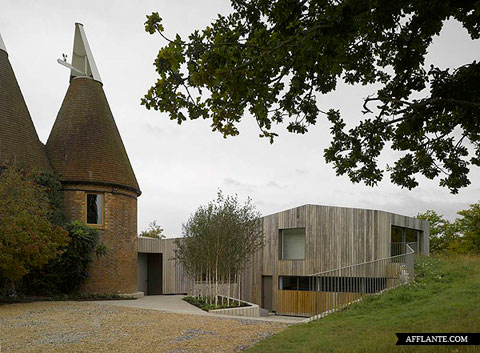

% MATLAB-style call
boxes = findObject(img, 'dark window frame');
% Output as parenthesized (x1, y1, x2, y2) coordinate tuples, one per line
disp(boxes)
(85, 193, 104, 226)
(391, 226, 423, 255)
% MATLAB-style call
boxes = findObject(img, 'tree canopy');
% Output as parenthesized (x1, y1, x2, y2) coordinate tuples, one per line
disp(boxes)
(174, 191, 263, 305)
(417, 202, 480, 254)
(139, 220, 165, 239)
(143, 1, 480, 193)
(0, 166, 69, 283)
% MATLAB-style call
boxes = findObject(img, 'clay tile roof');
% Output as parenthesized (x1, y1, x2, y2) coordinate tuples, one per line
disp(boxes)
(46, 77, 141, 195)
(0, 50, 51, 171)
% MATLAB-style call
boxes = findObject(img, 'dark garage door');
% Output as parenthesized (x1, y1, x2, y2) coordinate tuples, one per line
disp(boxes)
(147, 253, 163, 295)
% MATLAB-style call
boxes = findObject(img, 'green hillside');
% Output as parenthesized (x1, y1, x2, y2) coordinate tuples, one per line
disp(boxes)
(248, 255, 480, 353)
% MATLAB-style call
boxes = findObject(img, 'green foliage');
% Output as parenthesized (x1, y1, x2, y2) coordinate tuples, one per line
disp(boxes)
(139, 220, 165, 239)
(418, 202, 480, 254)
(413, 256, 443, 282)
(183, 295, 248, 311)
(95, 242, 109, 259)
(24, 221, 107, 295)
(176, 190, 263, 277)
(455, 203, 480, 253)
(33, 170, 65, 225)
(416, 210, 455, 253)
(0, 166, 107, 296)
(248, 255, 480, 353)
(175, 190, 263, 303)
(0, 166, 69, 283)
(143, 2, 480, 193)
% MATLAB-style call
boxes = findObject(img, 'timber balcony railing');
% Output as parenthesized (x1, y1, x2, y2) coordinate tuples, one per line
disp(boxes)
(296, 244, 415, 320)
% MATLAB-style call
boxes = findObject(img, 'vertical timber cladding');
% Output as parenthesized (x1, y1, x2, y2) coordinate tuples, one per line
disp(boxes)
(241, 205, 392, 313)
(63, 184, 138, 294)
(137, 237, 191, 294)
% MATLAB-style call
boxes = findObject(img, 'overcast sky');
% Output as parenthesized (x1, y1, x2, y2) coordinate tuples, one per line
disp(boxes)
(1, 1, 479, 237)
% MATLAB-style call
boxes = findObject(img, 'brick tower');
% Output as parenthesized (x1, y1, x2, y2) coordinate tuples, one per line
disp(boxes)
(0, 32, 51, 171)
(46, 24, 141, 294)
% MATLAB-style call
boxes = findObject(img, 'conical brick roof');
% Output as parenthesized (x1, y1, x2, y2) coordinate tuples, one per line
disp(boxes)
(46, 77, 141, 195)
(0, 48, 51, 171)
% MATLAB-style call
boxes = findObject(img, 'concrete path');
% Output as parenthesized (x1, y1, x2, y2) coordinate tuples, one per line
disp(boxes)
(92, 295, 205, 314)
(92, 295, 305, 324)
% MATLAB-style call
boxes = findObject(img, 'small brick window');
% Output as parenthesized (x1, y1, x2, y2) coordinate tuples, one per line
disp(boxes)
(86, 193, 103, 225)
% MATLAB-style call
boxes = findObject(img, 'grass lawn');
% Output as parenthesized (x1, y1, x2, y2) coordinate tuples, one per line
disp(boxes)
(247, 255, 480, 353)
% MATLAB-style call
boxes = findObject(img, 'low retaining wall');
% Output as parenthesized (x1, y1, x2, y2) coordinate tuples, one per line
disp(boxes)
(209, 297, 260, 317)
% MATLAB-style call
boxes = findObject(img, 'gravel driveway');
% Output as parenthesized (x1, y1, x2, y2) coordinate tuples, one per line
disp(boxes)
(0, 301, 289, 352)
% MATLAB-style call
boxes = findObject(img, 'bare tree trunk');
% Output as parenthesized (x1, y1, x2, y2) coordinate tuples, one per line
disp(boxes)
(220, 270, 224, 306)
(238, 270, 241, 306)
(215, 255, 219, 307)
(209, 266, 212, 305)
(199, 268, 202, 299)
(227, 271, 231, 307)
(207, 267, 211, 305)
(234, 272, 238, 304)
(6, 280, 17, 297)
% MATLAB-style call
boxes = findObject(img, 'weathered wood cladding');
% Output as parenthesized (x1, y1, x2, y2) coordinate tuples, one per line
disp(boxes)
(137, 237, 190, 294)
(240, 205, 428, 312)
(137, 204, 429, 316)
(277, 290, 363, 317)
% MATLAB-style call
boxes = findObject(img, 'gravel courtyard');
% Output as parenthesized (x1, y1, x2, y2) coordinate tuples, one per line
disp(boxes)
(0, 301, 289, 352)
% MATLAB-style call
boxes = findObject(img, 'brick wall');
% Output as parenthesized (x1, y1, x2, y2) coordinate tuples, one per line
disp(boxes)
(62, 183, 138, 294)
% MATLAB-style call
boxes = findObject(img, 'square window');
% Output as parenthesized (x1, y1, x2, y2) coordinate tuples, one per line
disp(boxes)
(86, 193, 103, 225)
(280, 228, 305, 260)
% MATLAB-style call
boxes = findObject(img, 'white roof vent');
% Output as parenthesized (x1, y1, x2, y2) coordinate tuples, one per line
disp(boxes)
(57, 23, 102, 83)
(0, 32, 7, 54)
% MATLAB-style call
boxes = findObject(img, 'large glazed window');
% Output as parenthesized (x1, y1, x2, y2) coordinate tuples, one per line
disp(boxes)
(405, 228, 418, 243)
(391, 226, 422, 255)
(281, 228, 306, 260)
(86, 193, 103, 225)
(391, 226, 403, 242)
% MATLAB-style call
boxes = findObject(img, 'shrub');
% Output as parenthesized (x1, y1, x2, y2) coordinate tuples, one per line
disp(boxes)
(183, 296, 249, 311)
(24, 221, 107, 295)
(0, 166, 69, 294)
(33, 170, 65, 225)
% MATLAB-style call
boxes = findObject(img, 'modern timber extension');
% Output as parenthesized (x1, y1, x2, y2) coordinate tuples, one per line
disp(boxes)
(138, 205, 429, 317)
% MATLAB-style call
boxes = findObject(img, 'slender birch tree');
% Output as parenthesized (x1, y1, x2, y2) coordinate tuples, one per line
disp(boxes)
(174, 190, 263, 306)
